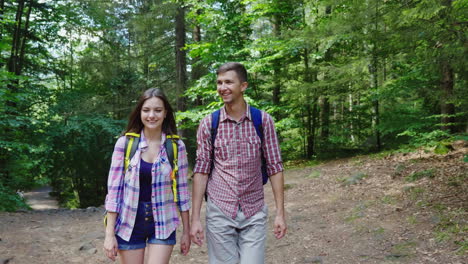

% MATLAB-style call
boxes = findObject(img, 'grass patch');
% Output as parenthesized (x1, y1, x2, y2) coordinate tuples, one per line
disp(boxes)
(405, 169, 435, 182)
(404, 186, 425, 201)
(433, 208, 467, 254)
(392, 164, 406, 178)
(307, 170, 321, 179)
(284, 159, 321, 169)
(284, 183, 294, 190)
(388, 241, 417, 258)
(455, 240, 467, 255)
(447, 173, 467, 187)
(381, 195, 397, 205)
(340, 172, 367, 185)
(345, 203, 367, 222)
(407, 215, 418, 225)
(373, 227, 385, 234)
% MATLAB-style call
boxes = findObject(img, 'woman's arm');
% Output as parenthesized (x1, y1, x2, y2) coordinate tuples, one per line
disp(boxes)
(103, 212, 119, 261)
(179, 210, 191, 255)
(103, 136, 126, 261)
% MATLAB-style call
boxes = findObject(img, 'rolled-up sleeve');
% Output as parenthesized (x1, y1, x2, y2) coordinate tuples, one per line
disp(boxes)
(105, 136, 126, 213)
(262, 112, 284, 176)
(176, 139, 191, 211)
(193, 115, 212, 174)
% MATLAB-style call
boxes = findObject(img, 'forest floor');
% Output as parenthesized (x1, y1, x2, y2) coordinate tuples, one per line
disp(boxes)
(0, 143, 467, 264)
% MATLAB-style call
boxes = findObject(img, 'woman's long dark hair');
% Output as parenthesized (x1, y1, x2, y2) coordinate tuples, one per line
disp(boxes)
(123, 88, 177, 135)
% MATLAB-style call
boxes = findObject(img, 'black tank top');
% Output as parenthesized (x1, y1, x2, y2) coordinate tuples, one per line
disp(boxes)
(139, 159, 153, 202)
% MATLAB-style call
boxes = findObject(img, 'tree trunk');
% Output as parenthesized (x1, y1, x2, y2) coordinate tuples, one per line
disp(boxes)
(349, 93, 355, 143)
(303, 47, 317, 158)
(0, 0, 5, 41)
(17, 0, 32, 76)
(320, 96, 330, 141)
(369, 57, 381, 151)
(191, 10, 204, 106)
(8, 0, 25, 78)
(370, 0, 381, 151)
(272, 13, 281, 106)
(0, 0, 4, 69)
(175, 5, 187, 136)
(440, 60, 455, 133)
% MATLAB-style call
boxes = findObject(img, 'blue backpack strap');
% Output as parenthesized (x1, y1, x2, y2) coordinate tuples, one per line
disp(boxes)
(211, 109, 221, 146)
(205, 109, 221, 201)
(250, 106, 269, 184)
(250, 106, 263, 141)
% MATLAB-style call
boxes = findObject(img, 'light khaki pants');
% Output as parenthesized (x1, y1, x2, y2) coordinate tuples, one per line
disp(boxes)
(206, 198, 268, 264)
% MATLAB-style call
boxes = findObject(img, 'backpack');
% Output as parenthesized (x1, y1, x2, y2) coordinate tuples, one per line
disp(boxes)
(210, 106, 269, 184)
(104, 133, 180, 227)
(124, 132, 180, 202)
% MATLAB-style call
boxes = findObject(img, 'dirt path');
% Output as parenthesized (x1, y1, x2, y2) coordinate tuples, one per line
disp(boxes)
(22, 186, 59, 210)
(0, 148, 466, 264)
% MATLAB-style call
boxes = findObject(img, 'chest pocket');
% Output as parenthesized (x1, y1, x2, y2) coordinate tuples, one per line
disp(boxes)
(214, 138, 231, 161)
(242, 136, 261, 159)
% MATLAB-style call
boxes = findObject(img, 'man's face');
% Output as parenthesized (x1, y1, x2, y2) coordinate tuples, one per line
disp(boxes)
(216, 70, 247, 105)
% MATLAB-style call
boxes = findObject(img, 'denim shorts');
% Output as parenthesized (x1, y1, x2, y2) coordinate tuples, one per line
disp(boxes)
(116, 201, 176, 250)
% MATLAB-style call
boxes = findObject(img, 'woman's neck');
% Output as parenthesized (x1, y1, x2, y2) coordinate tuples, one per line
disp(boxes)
(143, 127, 162, 142)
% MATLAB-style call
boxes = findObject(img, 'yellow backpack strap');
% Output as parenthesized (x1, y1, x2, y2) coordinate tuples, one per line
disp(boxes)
(166, 135, 179, 203)
(124, 133, 140, 171)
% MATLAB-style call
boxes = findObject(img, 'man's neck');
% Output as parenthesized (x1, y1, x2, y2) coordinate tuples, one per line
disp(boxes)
(225, 99, 247, 122)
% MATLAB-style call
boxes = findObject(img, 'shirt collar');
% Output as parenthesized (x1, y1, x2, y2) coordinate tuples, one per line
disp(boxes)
(220, 102, 251, 123)
(139, 130, 167, 151)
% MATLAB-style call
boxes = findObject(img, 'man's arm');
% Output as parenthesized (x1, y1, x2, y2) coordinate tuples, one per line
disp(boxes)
(261, 112, 286, 239)
(269, 171, 287, 239)
(190, 172, 208, 246)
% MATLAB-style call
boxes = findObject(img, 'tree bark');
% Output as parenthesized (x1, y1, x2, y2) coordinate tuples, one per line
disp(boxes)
(370, 0, 381, 151)
(303, 47, 316, 158)
(272, 13, 281, 106)
(0, 0, 5, 41)
(0, 0, 4, 69)
(17, 0, 32, 76)
(191, 10, 204, 106)
(8, 0, 25, 78)
(175, 4, 187, 136)
(440, 60, 455, 133)
(320, 96, 330, 141)
(175, 5, 186, 112)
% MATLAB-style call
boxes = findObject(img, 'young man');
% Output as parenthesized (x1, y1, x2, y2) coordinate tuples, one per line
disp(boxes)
(190, 62, 287, 264)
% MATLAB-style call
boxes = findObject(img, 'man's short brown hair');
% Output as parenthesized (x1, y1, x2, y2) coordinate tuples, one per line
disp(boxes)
(216, 62, 248, 83)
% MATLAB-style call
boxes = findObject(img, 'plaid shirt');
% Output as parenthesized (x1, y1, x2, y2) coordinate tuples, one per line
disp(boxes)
(194, 105, 283, 219)
(105, 131, 190, 241)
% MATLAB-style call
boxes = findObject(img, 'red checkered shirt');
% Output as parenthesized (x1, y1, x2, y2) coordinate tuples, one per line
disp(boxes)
(194, 105, 283, 219)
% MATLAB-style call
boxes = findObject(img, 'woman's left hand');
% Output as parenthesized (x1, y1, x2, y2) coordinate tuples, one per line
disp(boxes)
(180, 231, 191, 256)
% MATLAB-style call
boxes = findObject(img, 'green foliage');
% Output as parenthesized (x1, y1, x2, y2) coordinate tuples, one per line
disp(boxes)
(0, 183, 30, 212)
(1, 0, 467, 211)
(398, 129, 452, 148)
(45, 113, 124, 208)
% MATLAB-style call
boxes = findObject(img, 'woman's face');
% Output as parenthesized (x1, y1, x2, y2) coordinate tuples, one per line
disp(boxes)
(140, 97, 167, 131)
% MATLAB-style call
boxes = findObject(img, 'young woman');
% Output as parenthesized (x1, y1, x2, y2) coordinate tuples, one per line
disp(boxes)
(103, 88, 190, 263)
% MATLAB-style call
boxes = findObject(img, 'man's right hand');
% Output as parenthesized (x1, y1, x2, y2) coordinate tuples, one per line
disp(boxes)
(190, 220, 205, 246)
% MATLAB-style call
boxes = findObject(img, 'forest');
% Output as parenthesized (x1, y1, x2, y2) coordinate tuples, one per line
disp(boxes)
(0, 0, 466, 210)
